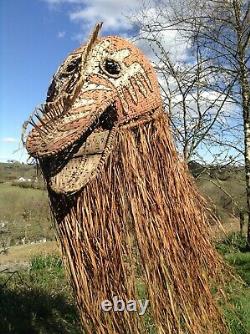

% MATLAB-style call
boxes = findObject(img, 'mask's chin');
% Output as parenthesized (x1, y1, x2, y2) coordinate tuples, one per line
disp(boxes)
(40, 104, 118, 195)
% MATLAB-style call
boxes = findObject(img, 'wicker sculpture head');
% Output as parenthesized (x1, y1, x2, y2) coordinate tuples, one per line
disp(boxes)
(26, 24, 161, 194)
(25, 24, 229, 334)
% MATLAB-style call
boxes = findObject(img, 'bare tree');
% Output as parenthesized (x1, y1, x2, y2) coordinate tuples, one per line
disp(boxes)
(132, 2, 244, 165)
(133, 0, 249, 245)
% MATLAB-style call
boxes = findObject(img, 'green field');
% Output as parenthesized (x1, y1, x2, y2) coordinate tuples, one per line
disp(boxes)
(0, 182, 53, 247)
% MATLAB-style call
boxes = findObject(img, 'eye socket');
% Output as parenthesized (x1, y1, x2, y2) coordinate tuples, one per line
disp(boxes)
(66, 57, 81, 73)
(101, 59, 121, 77)
(46, 55, 82, 102)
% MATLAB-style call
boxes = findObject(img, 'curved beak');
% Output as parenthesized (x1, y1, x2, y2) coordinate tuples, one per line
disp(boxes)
(26, 81, 118, 158)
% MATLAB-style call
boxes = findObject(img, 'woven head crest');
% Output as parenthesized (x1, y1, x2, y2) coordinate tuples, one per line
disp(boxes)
(25, 24, 161, 194)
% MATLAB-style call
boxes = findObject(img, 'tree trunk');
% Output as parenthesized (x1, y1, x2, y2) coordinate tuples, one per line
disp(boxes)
(234, 0, 250, 247)
(243, 98, 250, 248)
(241, 66, 250, 247)
(239, 210, 244, 237)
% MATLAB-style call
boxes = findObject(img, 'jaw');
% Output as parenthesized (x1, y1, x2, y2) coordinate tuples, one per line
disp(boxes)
(29, 102, 119, 195)
(47, 127, 117, 194)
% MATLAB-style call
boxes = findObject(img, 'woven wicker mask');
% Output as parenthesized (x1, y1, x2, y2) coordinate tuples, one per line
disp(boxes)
(24, 24, 230, 334)
(25, 24, 161, 194)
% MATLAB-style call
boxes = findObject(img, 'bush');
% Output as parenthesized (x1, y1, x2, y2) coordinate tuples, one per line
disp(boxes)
(31, 255, 63, 271)
(216, 232, 247, 255)
(11, 181, 33, 188)
(11, 180, 46, 190)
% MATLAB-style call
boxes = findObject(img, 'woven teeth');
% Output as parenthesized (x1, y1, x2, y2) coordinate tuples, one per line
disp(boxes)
(124, 85, 138, 105)
(45, 112, 54, 121)
(35, 108, 54, 131)
(34, 113, 47, 128)
(139, 72, 153, 92)
(37, 105, 46, 114)
(134, 74, 148, 97)
(59, 96, 65, 110)
(29, 121, 47, 135)
(118, 89, 129, 114)
(49, 106, 57, 119)
(128, 79, 139, 105)
(53, 107, 60, 118)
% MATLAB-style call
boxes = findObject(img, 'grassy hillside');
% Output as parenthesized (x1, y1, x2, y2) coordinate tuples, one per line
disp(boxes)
(0, 183, 53, 247)
(196, 168, 246, 222)
(0, 162, 37, 183)
(0, 161, 247, 248)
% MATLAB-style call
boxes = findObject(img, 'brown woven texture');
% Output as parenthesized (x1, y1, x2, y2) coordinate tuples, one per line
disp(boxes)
(25, 24, 232, 333)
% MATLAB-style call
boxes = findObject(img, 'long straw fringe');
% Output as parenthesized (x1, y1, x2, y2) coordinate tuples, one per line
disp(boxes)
(50, 111, 230, 334)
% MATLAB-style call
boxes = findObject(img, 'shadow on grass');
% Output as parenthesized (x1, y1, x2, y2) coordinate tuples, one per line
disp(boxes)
(0, 286, 81, 334)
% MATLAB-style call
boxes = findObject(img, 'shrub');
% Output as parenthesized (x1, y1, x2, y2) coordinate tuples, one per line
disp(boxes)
(31, 255, 63, 271)
(216, 232, 247, 255)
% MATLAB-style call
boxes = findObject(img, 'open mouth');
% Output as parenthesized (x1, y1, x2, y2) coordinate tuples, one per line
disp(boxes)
(28, 102, 119, 194)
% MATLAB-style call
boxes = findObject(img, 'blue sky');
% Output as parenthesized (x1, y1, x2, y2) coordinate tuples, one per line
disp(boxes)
(0, 0, 138, 162)
(0, 0, 240, 164)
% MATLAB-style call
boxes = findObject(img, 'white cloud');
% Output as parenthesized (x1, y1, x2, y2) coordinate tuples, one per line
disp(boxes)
(69, 1, 137, 30)
(132, 6, 191, 63)
(2, 137, 17, 143)
(57, 31, 66, 38)
(44, 0, 140, 41)
(135, 32, 190, 65)
(44, 0, 190, 62)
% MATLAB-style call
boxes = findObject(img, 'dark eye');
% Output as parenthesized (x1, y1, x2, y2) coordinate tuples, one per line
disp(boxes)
(66, 57, 81, 73)
(103, 59, 121, 76)
(46, 55, 81, 102)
